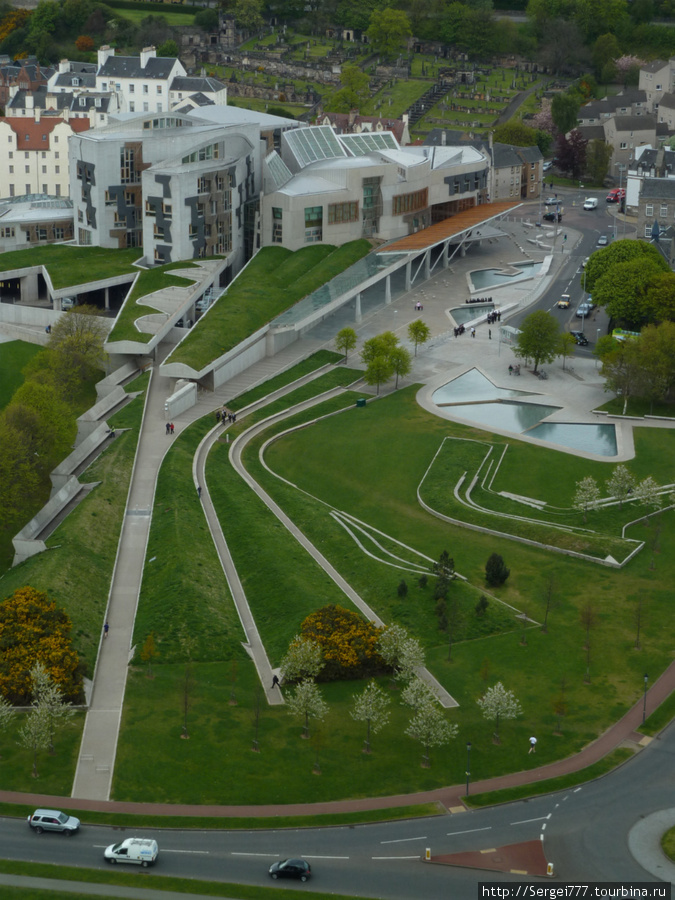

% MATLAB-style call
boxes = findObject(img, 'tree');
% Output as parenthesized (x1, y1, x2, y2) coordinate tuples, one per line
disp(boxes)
(541, 573, 560, 633)
(585, 139, 612, 185)
(360, 331, 399, 364)
(635, 476, 662, 522)
(573, 476, 600, 523)
(75, 34, 94, 51)
(407, 319, 430, 357)
(378, 624, 425, 684)
(280, 636, 324, 683)
(555, 129, 588, 179)
(485, 553, 510, 586)
(234, 0, 264, 30)
(601, 339, 643, 415)
(351, 680, 390, 752)
(401, 675, 437, 711)
(405, 703, 458, 767)
(195, 8, 218, 30)
(335, 326, 357, 360)
(584, 240, 667, 294)
(19, 703, 49, 778)
(328, 64, 370, 113)
(6, 380, 76, 477)
(551, 92, 581, 134)
(140, 632, 159, 678)
(477, 681, 522, 743)
(493, 121, 539, 147)
(287, 679, 328, 739)
(0, 587, 82, 704)
(364, 356, 394, 394)
(593, 257, 667, 327)
(0, 694, 14, 756)
(637, 323, 675, 411)
(299, 606, 383, 681)
(29, 661, 73, 755)
(592, 33, 620, 77)
(367, 8, 411, 58)
(44, 305, 108, 399)
(557, 332, 576, 371)
(0, 422, 43, 538)
(513, 310, 560, 374)
(606, 464, 635, 510)
(389, 345, 411, 389)
(157, 39, 179, 57)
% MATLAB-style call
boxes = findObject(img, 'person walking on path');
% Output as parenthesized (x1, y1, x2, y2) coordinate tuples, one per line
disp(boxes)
(103, 621, 109, 640)
(272, 674, 280, 688)
(170, 423, 175, 435)
(197, 485, 202, 498)
(165, 422, 170, 435)
(529, 736, 537, 754)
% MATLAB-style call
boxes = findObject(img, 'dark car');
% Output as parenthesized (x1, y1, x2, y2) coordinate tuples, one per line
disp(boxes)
(269, 858, 311, 882)
(543, 210, 563, 222)
(570, 331, 589, 345)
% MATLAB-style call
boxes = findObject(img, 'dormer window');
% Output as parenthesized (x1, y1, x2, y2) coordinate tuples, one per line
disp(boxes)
(95, 98, 101, 107)
(72, 77, 79, 86)
(79, 97, 86, 107)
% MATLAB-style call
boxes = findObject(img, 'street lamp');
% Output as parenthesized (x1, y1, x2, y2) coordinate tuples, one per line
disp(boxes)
(466, 741, 472, 796)
(643, 674, 649, 725)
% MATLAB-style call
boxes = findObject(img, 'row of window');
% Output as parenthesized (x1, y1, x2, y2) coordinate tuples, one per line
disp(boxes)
(392, 189, 428, 216)
(182, 144, 220, 165)
(644, 204, 673, 217)
(7, 184, 62, 196)
(101, 81, 161, 95)
(7, 151, 60, 159)
(8, 165, 60, 174)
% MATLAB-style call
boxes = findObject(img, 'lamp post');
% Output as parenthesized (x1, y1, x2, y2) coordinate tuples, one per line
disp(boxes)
(615, 163, 626, 240)
(466, 741, 472, 796)
(643, 673, 649, 725)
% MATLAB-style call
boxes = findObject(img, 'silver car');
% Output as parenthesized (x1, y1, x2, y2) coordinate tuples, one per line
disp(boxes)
(28, 809, 80, 835)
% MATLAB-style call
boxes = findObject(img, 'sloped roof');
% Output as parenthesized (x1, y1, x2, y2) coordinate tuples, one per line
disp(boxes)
(640, 177, 675, 199)
(98, 55, 178, 80)
(170, 76, 226, 93)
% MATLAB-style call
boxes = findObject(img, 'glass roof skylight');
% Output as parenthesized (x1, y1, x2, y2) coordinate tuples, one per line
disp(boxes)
(339, 132, 399, 156)
(284, 126, 346, 167)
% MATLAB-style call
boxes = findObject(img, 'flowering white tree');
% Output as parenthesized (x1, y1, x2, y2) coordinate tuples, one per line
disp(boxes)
(573, 476, 601, 523)
(279, 636, 324, 683)
(287, 679, 328, 739)
(378, 624, 425, 684)
(19, 705, 50, 778)
(405, 704, 458, 767)
(635, 476, 663, 522)
(30, 661, 73, 754)
(477, 682, 522, 744)
(351, 681, 391, 753)
(0, 695, 14, 757)
(531, 104, 556, 136)
(401, 676, 437, 711)
(606, 465, 635, 510)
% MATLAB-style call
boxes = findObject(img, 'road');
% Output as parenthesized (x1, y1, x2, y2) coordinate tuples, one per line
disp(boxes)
(4, 720, 673, 898)
(508, 187, 633, 353)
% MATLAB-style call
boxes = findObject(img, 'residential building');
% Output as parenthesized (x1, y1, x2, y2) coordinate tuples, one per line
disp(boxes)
(261, 125, 489, 250)
(0, 194, 73, 253)
(602, 115, 657, 169)
(489, 142, 542, 201)
(0, 59, 52, 109)
(577, 90, 648, 125)
(95, 46, 186, 115)
(315, 111, 411, 146)
(639, 59, 675, 112)
(636, 176, 675, 240)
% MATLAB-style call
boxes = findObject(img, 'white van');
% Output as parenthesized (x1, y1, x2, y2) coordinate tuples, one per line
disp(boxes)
(583, 198, 598, 210)
(104, 837, 158, 867)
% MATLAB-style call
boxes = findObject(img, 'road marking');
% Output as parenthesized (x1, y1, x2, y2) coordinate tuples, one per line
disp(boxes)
(446, 826, 492, 836)
(232, 852, 278, 857)
(162, 849, 210, 855)
(303, 855, 350, 860)
(380, 836, 428, 844)
(372, 855, 421, 860)
(510, 815, 551, 825)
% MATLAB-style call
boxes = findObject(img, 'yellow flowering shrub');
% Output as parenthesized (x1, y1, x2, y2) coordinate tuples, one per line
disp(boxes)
(300, 605, 385, 681)
(0, 586, 82, 704)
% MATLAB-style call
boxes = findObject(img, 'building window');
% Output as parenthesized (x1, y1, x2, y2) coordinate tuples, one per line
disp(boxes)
(54, 226, 64, 239)
(24, 151, 28, 159)
(661, 205, 668, 216)
(42, 165, 46, 174)
(125, 190, 135, 206)
(272, 207, 282, 243)
(55, 166, 59, 174)
(42, 184, 47, 194)
(55, 184, 60, 196)
(327, 201, 358, 224)
(392, 189, 428, 216)
(9, 184, 13, 196)
(645, 224, 652, 237)
(197, 175, 208, 194)
(163, 203, 172, 218)
(25, 183, 30, 193)
(157, 85, 162, 94)
(143, 102, 149, 112)
(646, 204, 653, 216)
(41, 151, 46, 158)
(143, 84, 149, 94)
(130, 84, 135, 93)
(37, 227, 47, 241)
(78, 209, 83, 222)
(145, 201, 156, 216)
(130, 102, 135, 112)
(78, 228, 91, 244)
(8, 165, 12, 173)
(620, 142, 628, 149)
(304, 206, 322, 242)
(120, 147, 137, 184)
(0, 226, 15, 237)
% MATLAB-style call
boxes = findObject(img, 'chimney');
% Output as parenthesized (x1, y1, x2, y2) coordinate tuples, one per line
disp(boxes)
(35, 109, 40, 123)
(26, 94, 34, 110)
(441, 130, 446, 146)
(59, 59, 69, 74)
(140, 46, 157, 68)
(98, 45, 114, 68)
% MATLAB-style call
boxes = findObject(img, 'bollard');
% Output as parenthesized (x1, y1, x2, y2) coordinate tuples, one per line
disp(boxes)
(425, 848, 431, 861)
(547, 862, 554, 877)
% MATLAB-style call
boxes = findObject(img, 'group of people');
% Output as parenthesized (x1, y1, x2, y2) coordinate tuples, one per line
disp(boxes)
(466, 295, 493, 304)
(453, 324, 468, 337)
(414, 301, 424, 311)
(165, 422, 175, 435)
(486, 310, 501, 325)
(216, 409, 237, 424)
(508, 364, 521, 376)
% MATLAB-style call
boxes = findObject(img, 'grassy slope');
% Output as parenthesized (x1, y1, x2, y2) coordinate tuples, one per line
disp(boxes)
(166, 241, 371, 370)
(0, 245, 140, 289)
(0, 341, 43, 410)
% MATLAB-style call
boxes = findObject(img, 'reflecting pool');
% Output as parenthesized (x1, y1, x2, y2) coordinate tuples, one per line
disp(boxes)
(527, 422, 617, 456)
(469, 261, 544, 291)
(451, 401, 560, 433)
(432, 368, 534, 404)
(450, 304, 494, 326)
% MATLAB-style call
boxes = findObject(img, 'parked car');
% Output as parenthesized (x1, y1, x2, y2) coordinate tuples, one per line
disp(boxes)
(597, 234, 608, 246)
(558, 295, 571, 308)
(543, 210, 563, 222)
(269, 859, 312, 882)
(543, 160, 552, 171)
(581, 257, 590, 268)
(583, 198, 598, 210)
(28, 809, 80, 835)
(61, 297, 76, 310)
(570, 330, 589, 345)
(606, 188, 625, 203)
(544, 196, 558, 206)
(576, 303, 593, 318)
(104, 838, 159, 867)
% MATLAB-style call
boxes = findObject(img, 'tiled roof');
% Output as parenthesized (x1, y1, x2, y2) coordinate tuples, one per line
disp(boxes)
(640, 177, 675, 199)
(98, 55, 178, 79)
(170, 76, 226, 92)
(612, 114, 656, 131)
(641, 59, 668, 73)
(659, 92, 675, 109)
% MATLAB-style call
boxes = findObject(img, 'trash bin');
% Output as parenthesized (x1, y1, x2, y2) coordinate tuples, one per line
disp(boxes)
(356, 398, 366, 408)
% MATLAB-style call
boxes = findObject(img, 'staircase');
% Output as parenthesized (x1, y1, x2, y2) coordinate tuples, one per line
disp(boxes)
(406, 80, 451, 127)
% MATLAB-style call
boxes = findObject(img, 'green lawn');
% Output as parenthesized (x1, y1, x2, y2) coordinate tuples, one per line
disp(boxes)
(0, 245, 140, 289)
(164, 241, 371, 371)
(0, 340, 42, 410)
(361, 79, 434, 119)
(116, 7, 196, 24)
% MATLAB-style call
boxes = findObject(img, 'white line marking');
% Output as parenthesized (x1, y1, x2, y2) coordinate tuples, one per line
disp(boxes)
(510, 816, 550, 825)
(303, 855, 350, 860)
(380, 836, 428, 844)
(162, 849, 210, 855)
(541, 824, 547, 831)
(231, 852, 278, 857)
(372, 856, 421, 860)
(446, 826, 492, 836)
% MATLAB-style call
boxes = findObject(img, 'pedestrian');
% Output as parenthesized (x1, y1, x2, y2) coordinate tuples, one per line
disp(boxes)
(272, 674, 280, 688)
(104, 621, 109, 639)
(232, 413, 237, 423)
(197, 485, 202, 498)
(508, 365, 513, 376)
(165, 422, 170, 435)
(471, 327, 475, 338)
(170, 422, 175, 435)
(216, 410, 221, 422)
(489, 329, 492, 340)
(528, 735, 537, 754)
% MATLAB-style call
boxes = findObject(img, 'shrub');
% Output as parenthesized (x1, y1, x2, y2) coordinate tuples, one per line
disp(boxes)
(300, 605, 384, 681)
(397, 579, 408, 598)
(75, 35, 94, 51)
(0, 586, 83, 704)
(475, 595, 490, 616)
(485, 553, 510, 586)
